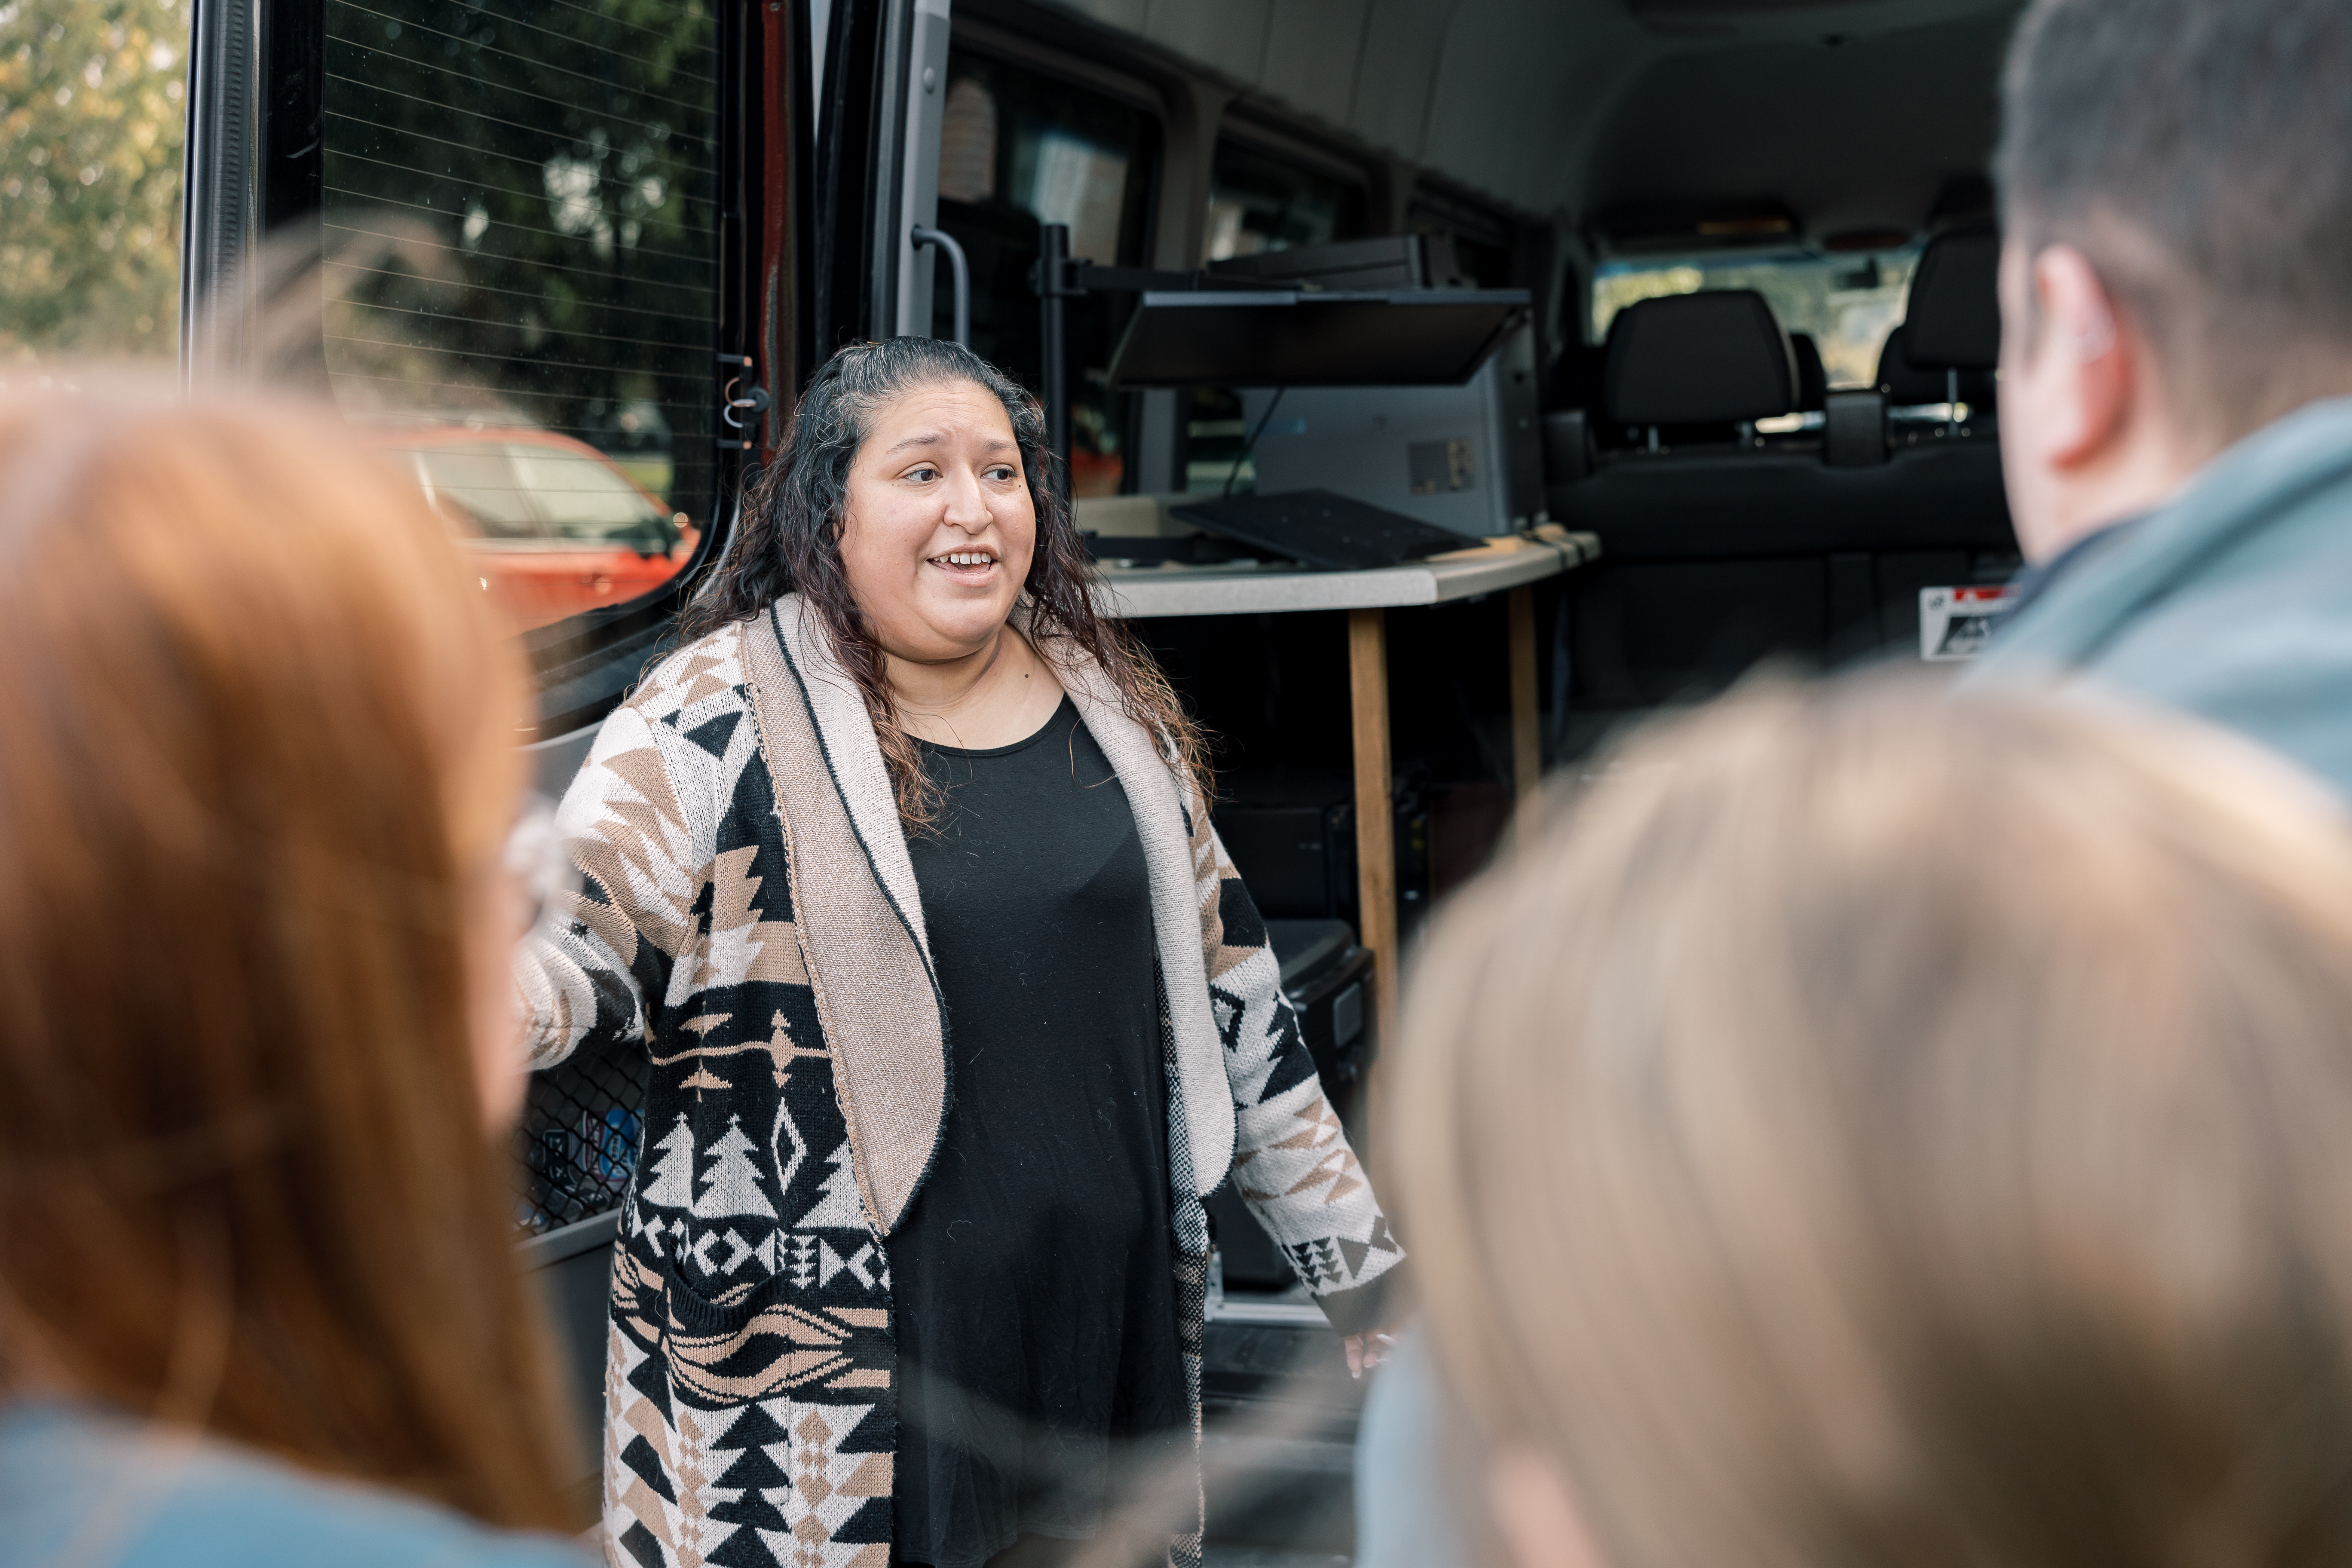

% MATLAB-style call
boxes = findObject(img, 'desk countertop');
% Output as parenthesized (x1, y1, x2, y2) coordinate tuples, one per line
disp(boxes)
(1090, 529, 1598, 619)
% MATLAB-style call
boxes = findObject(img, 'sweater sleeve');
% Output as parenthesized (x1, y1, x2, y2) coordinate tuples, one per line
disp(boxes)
(513, 698, 705, 1070)
(1182, 772, 1409, 1334)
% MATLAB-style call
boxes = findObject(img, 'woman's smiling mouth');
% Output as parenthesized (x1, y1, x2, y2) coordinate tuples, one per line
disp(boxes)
(928, 549, 998, 579)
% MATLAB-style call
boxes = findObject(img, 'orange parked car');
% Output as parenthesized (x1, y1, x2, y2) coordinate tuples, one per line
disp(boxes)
(374, 426, 701, 633)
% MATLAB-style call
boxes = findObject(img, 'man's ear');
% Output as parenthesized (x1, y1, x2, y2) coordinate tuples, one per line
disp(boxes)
(2030, 245, 2136, 469)
(1489, 1449, 1611, 1568)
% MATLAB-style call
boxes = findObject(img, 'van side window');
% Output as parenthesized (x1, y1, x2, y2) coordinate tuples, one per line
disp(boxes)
(1409, 186, 1517, 289)
(931, 50, 1159, 499)
(1183, 136, 1373, 492)
(318, 0, 720, 636)
(1207, 138, 1367, 261)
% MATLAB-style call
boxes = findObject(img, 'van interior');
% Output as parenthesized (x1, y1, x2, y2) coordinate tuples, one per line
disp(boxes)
(184, 0, 2026, 1549)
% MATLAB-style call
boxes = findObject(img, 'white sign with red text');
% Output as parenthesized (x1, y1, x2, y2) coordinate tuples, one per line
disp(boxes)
(1919, 585, 2017, 662)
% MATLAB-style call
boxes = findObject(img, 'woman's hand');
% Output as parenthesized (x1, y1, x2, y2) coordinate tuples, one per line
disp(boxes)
(1345, 1330, 1400, 1379)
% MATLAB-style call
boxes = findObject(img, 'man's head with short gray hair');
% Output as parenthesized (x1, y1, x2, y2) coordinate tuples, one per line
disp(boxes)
(1997, 0, 2352, 444)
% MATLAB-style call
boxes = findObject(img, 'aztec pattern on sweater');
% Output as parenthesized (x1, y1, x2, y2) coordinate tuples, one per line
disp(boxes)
(518, 601, 1403, 1568)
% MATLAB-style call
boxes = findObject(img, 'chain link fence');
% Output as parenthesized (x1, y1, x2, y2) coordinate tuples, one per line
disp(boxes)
(514, 1037, 649, 1235)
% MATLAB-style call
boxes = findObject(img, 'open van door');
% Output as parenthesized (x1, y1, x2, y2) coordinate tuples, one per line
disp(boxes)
(175, 0, 973, 1485)
(177, 0, 802, 1476)
(796, 0, 952, 372)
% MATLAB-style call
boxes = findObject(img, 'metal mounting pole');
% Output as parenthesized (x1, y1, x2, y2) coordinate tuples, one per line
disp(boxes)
(1037, 222, 1072, 466)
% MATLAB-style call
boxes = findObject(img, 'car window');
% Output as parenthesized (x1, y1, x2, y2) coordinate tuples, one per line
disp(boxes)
(317, 0, 720, 634)
(932, 48, 1159, 499)
(506, 444, 668, 537)
(411, 442, 539, 537)
(1592, 249, 1920, 389)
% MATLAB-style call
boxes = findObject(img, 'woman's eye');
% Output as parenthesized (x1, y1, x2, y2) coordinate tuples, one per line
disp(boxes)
(986, 465, 1017, 482)
(906, 465, 939, 482)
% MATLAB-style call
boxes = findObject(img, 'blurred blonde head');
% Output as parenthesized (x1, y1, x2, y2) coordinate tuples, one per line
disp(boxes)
(1395, 678, 2352, 1568)
(0, 383, 573, 1526)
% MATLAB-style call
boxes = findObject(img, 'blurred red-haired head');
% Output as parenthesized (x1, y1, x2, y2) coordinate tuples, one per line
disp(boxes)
(0, 384, 574, 1527)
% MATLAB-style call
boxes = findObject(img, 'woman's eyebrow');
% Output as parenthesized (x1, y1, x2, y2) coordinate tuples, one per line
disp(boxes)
(882, 432, 1019, 456)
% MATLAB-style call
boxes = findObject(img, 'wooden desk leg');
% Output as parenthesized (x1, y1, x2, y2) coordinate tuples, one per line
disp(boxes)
(1509, 583, 1541, 801)
(1348, 607, 1399, 1058)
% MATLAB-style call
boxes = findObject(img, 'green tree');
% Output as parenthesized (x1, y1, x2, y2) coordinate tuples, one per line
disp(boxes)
(0, 0, 190, 364)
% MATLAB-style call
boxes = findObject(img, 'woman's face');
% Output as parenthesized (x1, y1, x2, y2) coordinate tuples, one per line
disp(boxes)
(839, 379, 1036, 665)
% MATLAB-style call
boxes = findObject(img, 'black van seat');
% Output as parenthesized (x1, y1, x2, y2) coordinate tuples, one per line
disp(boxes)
(1905, 229, 2000, 372)
(1559, 288, 1916, 555)
(1885, 229, 2002, 420)
(1556, 243, 2016, 560)
(1546, 297, 1811, 464)
(1549, 266, 2017, 704)
(1604, 289, 1794, 430)
(1876, 233, 2007, 563)
(1555, 443, 2010, 559)
(1878, 325, 1996, 410)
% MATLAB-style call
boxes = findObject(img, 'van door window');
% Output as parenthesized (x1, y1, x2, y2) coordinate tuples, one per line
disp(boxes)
(931, 50, 1158, 499)
(317, 0, 721, 634)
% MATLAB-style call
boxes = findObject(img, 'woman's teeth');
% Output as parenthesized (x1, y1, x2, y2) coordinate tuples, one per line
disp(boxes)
(934, 552, 994, 566)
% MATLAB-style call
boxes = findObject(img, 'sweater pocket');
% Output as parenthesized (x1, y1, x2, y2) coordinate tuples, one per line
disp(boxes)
(655, 1240, 895, 1412)
(604, 1233, 899, 1567)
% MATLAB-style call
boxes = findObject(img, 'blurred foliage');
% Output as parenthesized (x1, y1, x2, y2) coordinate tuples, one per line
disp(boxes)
(0, 0, 190, 364)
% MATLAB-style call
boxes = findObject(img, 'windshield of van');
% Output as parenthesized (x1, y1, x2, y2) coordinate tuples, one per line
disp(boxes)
(1593, 249, 1919, 389)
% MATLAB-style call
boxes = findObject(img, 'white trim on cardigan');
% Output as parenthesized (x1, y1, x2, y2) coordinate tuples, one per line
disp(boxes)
(772, 596, 934, 967)
(1054, 655, 1237, 1197)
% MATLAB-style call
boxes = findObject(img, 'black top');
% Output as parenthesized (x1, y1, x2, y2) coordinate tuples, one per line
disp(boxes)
(890, 696, 1190, 1568)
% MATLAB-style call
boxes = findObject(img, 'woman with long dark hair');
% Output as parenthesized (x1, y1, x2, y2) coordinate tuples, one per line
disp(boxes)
(519, 338, 1406, 1568)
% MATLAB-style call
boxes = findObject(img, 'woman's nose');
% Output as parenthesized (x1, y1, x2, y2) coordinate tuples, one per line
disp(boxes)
(940, 466, 992, 529)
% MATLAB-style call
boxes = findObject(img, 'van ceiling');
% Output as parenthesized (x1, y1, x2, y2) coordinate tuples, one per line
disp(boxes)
(1037, 0, 2024, 242)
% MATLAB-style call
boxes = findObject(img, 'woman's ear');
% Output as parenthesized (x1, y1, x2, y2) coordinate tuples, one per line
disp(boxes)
(1488, 1448, 1611, 1568)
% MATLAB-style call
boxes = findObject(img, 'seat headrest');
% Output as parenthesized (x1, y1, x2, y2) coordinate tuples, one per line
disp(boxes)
(1904, 230, 2000, 371)
(1875, 325, 1946, 404)
(1604, 291, 1794, 426)
(1789, 332, 1828, 413)
(1877, 324, 2001, 409)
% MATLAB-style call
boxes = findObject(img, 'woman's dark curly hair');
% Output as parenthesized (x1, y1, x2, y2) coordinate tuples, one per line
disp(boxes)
(679, 337, 1209, 826)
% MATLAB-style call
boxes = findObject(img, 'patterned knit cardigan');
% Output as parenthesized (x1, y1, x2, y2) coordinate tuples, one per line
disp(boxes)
(517, 596, 1406, 1568)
